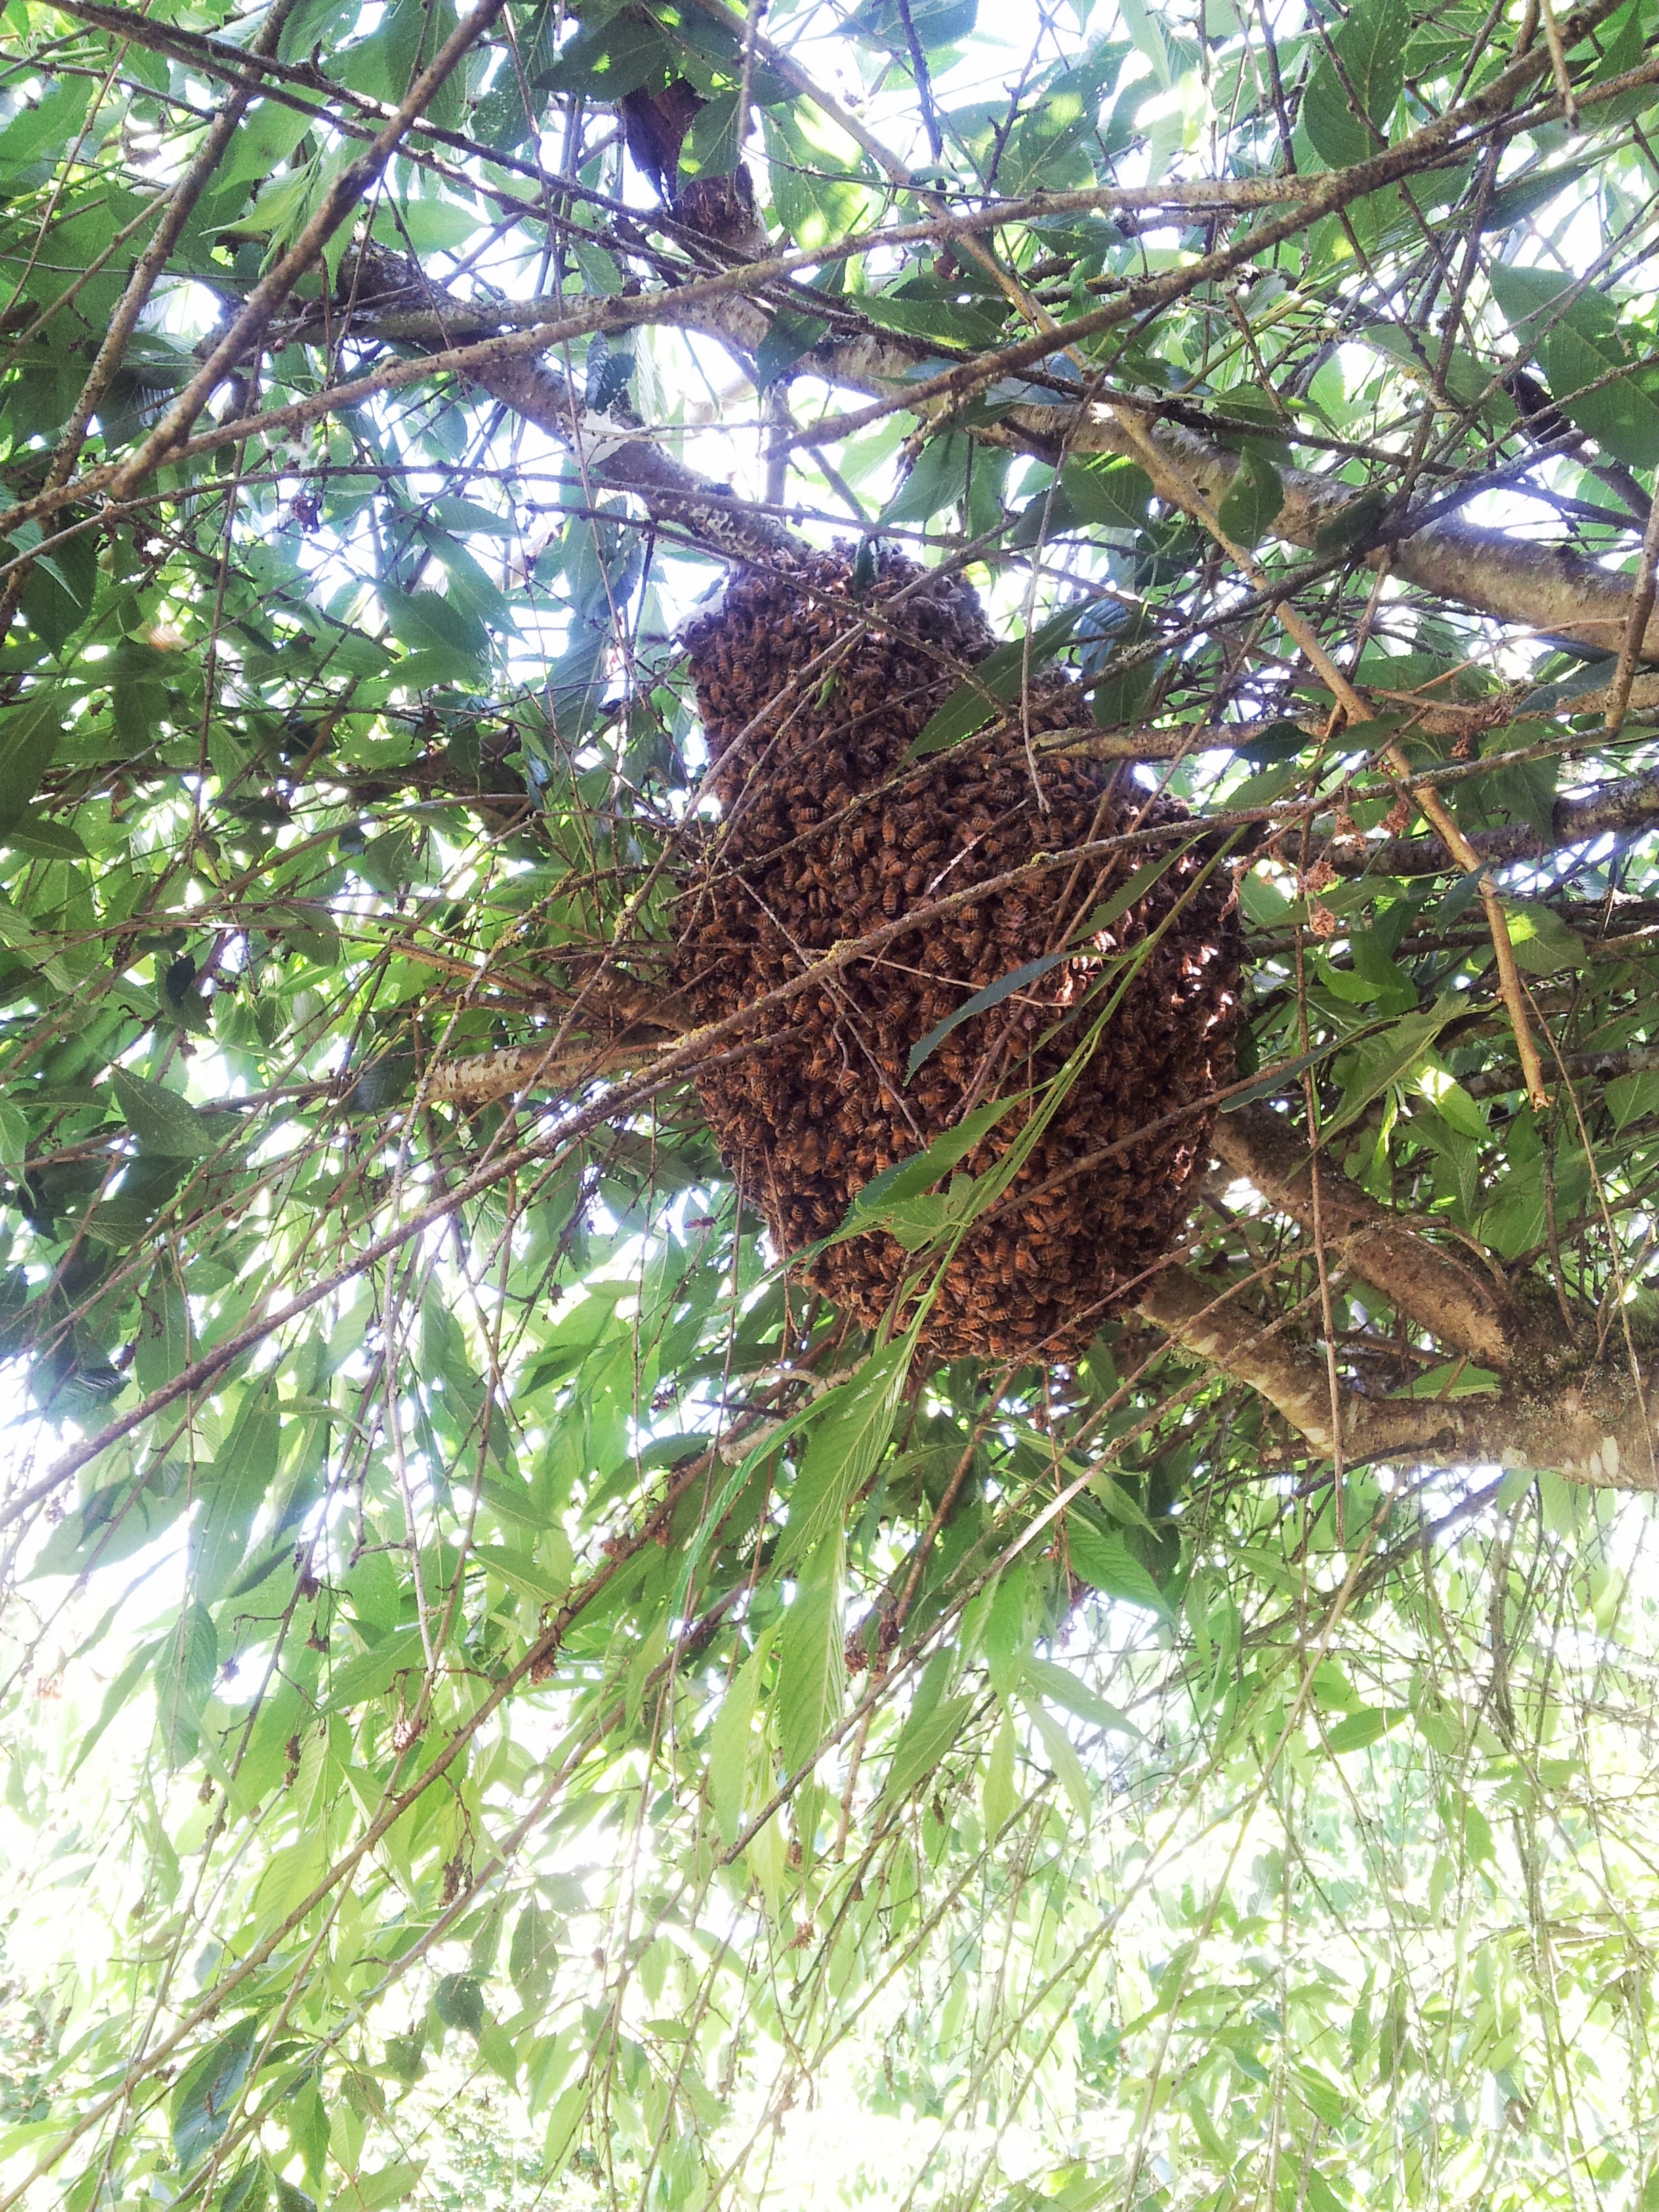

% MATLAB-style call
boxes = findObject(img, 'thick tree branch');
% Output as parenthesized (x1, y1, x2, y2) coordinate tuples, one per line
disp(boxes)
(1329, 761, 1659, 877)
(346, 247, 802, 564)
(424, 1036, 662, 1106)
(1137, 1268, 1441, 1460)
(1140, 1265, 1659, 1487)
(1046, 416, 1659, 663)
(1464, 1040, 1659, 1099)
(1212, 1103, 1533, 1368)
(353, 243, 1659, 682)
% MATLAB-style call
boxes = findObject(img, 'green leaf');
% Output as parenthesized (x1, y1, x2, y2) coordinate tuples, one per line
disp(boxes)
(839, 1094, 1023, 1235)
(540, 14, 669, 94)
(907, 951, 1071, 1080)
(323, 1625, 428, 1711)
(69, 1635, 165, 1776)
(908, 606, 1086, 757)
(880, 428, 974, 527)
(190, 1384, 281, 1602)
(471, 1541, 571, 1603)
(111, 1067, 217, 1158)
(756, 311, 828, 391)
(1324, 1706, 1408, 1753)
(1506, 901, 1585, 975)
(1084, 840, 1203, 936)
(1216, 443, 1285, 548)
(878, 1691, 975, 1810)
(508, 1900, 558, 2006)
(846, 0, 976, 54)
(171, 2016, 260, 2173)
(1490, 265, 1659, 468)
(1322, 1002, 1456, 1137)
(778, 1342, 911, 1572)
(339, 2163, 423, 2212)
(1065, 1522, 1170, 1615)
(1023, 1700, 1092, 1820)
(156, 1599, 218, 1768)
(775, 1542, 846, 1793)
(134, 1258, 191, 1396)
(0, 694, 65, 833)
(708, 1626, 776, 1845)
(1, 809, 89, 858)
(1301, 0, 1409, 168)
(679, 91, 741, 179)
(1024, 1655, 1139, 1736)
(0, 75, 91, 169)
(982, 1708, 1017, 1832)
(434, 1973, 487, 2035)
(1062, 456, 1153, 532)
(28, 1474, 189, 1581)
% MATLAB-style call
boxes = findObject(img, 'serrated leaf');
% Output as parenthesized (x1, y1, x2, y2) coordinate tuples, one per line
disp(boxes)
(1063, 455, 1153, 531)
(171, 2016, 259, 2173)
(1065, 1522, 1170, 1615)
(1216, 443, 1285, 548)
(1490, 265, 1659, 468)
(1506, 901, 1585, 975)
(679, 90, 741, 180)
(540, 14, 669, 94)
(111, 1067, 217, 1158)
(1302, 0, 1408, 168)
(1322, 1002, 1456, 1137)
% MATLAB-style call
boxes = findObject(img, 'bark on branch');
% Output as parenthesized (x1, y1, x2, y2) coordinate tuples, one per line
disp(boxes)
(1328, 762, 1659, 878)
(1048, 417, 1659, 662)
(346, 247, 1659, 680)
(1139, 1265, 1659, 1488)
(1211, 1102, 1532, 1368)
(346, 246, 802, 566)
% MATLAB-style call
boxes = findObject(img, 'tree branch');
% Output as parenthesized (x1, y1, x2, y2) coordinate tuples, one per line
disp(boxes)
(1045, 416, 1659, 663)
(1140, 1265, 1659, 1488)
(1211, 1102, 1533, 1368)
(345, 247, 804, 565)
(354, 241, 1659, 683)
(1327, 761, 1659, 877)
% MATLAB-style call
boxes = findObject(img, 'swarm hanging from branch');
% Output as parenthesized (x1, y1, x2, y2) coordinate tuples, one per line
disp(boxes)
(674, 552, 1242, 1361)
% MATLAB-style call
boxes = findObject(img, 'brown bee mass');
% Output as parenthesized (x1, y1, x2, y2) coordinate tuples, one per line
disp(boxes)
(674, 551, 1241, 1362)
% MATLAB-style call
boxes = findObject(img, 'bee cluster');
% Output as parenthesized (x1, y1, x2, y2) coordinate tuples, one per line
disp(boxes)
(674, 551, 1241, 1362)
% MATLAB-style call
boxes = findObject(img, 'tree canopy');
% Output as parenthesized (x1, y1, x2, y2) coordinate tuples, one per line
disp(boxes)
(5, 0, 1659, 2205)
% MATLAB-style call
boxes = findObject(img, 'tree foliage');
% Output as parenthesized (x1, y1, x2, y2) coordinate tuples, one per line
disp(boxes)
(3, 0, 1659, 2204)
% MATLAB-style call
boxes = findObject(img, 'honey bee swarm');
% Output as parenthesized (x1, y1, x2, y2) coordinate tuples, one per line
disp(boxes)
(675, 551, 1241, 1362)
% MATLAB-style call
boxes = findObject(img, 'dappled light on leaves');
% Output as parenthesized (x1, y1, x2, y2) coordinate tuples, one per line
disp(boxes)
(1, 0, 1659, 2205)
